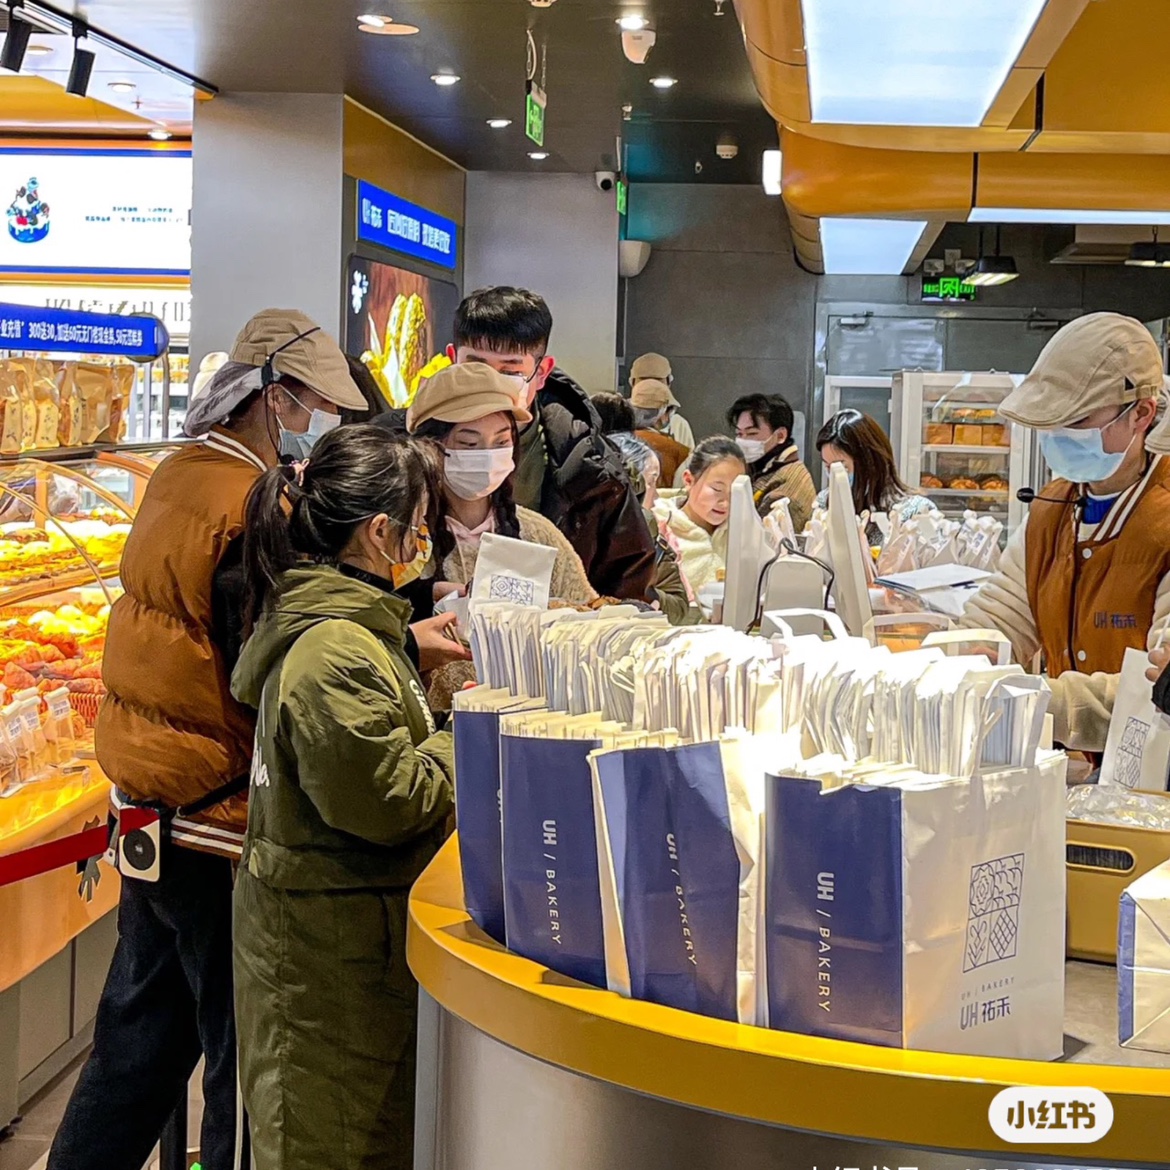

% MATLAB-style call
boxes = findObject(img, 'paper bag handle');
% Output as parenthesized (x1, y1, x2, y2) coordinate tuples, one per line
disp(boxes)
(766, 608, 850, 642)
(922, 628, 1012, 667)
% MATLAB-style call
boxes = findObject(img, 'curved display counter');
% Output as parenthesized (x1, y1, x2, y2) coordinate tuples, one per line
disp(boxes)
(408, 836, 1170, 1170)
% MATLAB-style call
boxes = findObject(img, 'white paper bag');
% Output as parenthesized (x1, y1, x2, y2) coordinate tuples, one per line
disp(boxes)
(1101, 647, 1170, 792)
(471, 532, 557, 610)
(1120, 859, 1170, 1052)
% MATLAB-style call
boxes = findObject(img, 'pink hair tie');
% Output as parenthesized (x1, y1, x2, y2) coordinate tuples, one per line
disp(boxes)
(291, 459, 309, 486)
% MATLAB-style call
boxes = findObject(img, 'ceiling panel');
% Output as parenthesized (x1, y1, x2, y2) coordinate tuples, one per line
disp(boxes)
(39, 0, 775, 180)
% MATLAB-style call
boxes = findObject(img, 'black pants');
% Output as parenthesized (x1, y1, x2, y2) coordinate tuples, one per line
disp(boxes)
(49, 842, 239, 1170)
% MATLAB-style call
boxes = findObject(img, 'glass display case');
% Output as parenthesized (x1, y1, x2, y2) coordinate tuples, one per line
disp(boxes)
(890, 371, 1035, 534)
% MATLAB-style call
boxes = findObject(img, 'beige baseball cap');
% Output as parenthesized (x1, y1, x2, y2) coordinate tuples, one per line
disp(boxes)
(1001, 312, 1165, 428)
(630, 352, 674, 386)
(630, 379, 674, 411)
(406, 362, 533, 432)
(230, 308, 366, 410)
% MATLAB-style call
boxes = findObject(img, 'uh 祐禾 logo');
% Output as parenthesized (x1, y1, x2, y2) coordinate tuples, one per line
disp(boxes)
(7, 177, 50, 244)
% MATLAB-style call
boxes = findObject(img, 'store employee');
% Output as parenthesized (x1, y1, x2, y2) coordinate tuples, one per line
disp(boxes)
(962, 312, 1170, 750)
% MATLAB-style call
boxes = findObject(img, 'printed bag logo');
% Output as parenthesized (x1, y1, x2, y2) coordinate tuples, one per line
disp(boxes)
(1115, 716, 1149, 789)
(488, 574, 535, 605)
(965, 852, 1024, 972)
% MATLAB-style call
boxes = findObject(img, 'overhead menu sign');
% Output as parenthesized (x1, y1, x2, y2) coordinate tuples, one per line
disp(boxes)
(356, 180, 458, 271)
(0, 302, 168, 360)
(0, 148, 191, 277)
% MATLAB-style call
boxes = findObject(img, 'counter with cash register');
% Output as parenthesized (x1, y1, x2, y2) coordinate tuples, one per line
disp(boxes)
(407, 467, 1170, 1170)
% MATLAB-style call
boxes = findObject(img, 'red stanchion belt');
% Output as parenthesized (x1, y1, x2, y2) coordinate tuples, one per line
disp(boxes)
(0, 805, 157, 889)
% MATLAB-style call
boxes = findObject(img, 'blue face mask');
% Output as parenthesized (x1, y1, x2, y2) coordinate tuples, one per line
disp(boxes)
(1037, 403, 1136, 484)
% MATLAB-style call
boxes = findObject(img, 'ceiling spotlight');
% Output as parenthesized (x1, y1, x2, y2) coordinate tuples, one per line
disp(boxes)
(108, 80, 136, 94)
(357, 14, 386, 27)
(1, 15, 32, 73)
(26, 44, 52, 57)
(487, 118, 512, 129)
(617, 14, 649, 31)
(649, 76, 676, 89)
(65, 41, 96, 97)
(1126, 229, 1170, 268)
(359, 15, 420, 34)
(431, 72, 460, 86)
(966, 225, 1020, 286)
(148, 127, 172, 141)
(528, 151, 549, 160)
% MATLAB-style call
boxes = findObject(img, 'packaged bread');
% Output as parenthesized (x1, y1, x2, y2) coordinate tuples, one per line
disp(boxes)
(0, 701, 23, 793)
(0, 364, 24, 455)
(14, 689, 48, 780)
(43, 686, 75, 765)
(954, 424, 984, 446)
(920, 474, 944, 489)
(57, 365, 83, 447)
(925, 423, 954, 445)
(73, 363, 115, 444)
(107, 365, 132, 442)
(10, 361, 38, 452)
(30, 359, 60, 449)
(981, 423, 1008, 446)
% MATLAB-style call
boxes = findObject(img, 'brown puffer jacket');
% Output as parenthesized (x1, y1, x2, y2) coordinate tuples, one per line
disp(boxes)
(96, 428, 267, 857)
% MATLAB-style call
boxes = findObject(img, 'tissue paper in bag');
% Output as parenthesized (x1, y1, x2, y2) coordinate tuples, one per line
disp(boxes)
(472, 532, 556, 609)
(764, 751, 1067, 1059)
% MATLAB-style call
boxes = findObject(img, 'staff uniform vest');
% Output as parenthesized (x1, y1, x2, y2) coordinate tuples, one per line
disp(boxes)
(1024, 455, 1170, 677)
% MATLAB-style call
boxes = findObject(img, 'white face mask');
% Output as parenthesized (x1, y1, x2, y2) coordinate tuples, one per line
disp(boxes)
(444, 447, 515, 500)
(278, 387, 340, 460)
(736, 438, 767, 464)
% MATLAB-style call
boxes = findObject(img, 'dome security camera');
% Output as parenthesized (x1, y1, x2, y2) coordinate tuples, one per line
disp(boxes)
(595, 170, 617, 192)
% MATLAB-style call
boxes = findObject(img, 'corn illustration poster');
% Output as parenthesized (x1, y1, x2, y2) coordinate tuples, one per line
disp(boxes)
(345, 255, 460, 408)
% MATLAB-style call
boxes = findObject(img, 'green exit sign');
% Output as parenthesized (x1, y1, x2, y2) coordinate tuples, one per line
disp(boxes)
(526, 83, 546, 147)
(922, 276, 977, 302)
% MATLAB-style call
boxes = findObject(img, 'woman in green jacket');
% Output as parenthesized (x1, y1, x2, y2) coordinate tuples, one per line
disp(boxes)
(231, 425, 455, 1170)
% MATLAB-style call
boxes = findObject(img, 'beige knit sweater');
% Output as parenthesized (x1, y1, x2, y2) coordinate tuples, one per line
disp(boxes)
(426, 506, 597, 709)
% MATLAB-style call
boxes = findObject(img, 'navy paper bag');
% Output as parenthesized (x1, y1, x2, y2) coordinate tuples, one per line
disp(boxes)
(453, 709, 507, 943)
(594, 742, 743, 1021)
(764, 774, 904, 1047)
(501, 734, 607, 988)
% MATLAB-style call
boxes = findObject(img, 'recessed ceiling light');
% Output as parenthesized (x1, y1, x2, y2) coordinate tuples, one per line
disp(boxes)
(487, 118, 512, 129)
(762, 149, 782, 196)
(649, 76, 676, 89)
(359, 15, 420, 35)
(617, 14, 649, 31)
(820, 217, 927, 275)
(528, 151, 549, 161)
(26, 44, 53, 57)
(431, 72, 460, 86)
(108, 81, 136, 94)
(148, 127, 172, 141)
(801, 0, 1046, 128)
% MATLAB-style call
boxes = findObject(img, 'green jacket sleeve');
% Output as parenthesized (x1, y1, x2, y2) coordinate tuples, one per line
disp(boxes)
(281, 642, 454, 848)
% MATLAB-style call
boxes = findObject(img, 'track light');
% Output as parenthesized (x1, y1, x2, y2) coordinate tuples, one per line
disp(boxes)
(1, 10, 32, 73)
(967, 225, 1020, 287)
(1126, 228, 1170, 268)
(65, 22, 94, 96)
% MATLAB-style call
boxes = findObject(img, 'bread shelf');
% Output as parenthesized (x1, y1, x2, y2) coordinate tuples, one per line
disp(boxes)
(0, 563, 119, 608)
(922, 445, 1010, 455)
(923, 488, 1009, 498)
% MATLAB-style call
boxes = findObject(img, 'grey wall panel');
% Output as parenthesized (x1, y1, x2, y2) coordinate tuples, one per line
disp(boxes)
(944, 318, 1054, 375)
(17, 948, 71, 1080)
(464, 173, 619, 395)
(72, 910, 118, 1033)
(628, 185, 792, 256)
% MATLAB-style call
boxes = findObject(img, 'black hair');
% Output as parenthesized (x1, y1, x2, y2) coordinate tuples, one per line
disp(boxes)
(815, 408, 908, 514)
(453, 287, 553, 355)
(591, 392, 636, 436)
(341, 355, 387, 426)
(726, 393, 794, 439)
(410, 418, 523, 565)
(685, 436, 747, 479)
(242, 425, 429, 634)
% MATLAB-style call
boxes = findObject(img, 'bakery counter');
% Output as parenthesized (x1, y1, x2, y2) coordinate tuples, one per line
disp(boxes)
(407, 837, 1170, 1170)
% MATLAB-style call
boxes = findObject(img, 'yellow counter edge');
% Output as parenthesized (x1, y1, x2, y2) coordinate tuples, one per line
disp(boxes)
(407, 836, 1170, 1164)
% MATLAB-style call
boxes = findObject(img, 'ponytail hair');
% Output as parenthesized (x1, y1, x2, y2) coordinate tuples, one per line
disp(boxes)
(410, 418, 522, 566)
(242, 424, 430, 634)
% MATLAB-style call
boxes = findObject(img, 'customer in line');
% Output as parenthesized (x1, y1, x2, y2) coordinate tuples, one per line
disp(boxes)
(232, 425, 454, 1170)
(592, 392, 699, 624)
(631, 379, 692, 485)
(963, 313, 1170, 752)
(449, 287, 655, 600)
(728, 392, 817, 531)
(816, 409, 936, 543)
(48, 310, 368, 1170)
(653, 437, 747, 599)
(406, 363, 596, 705)
(630, 351, 695, 448)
